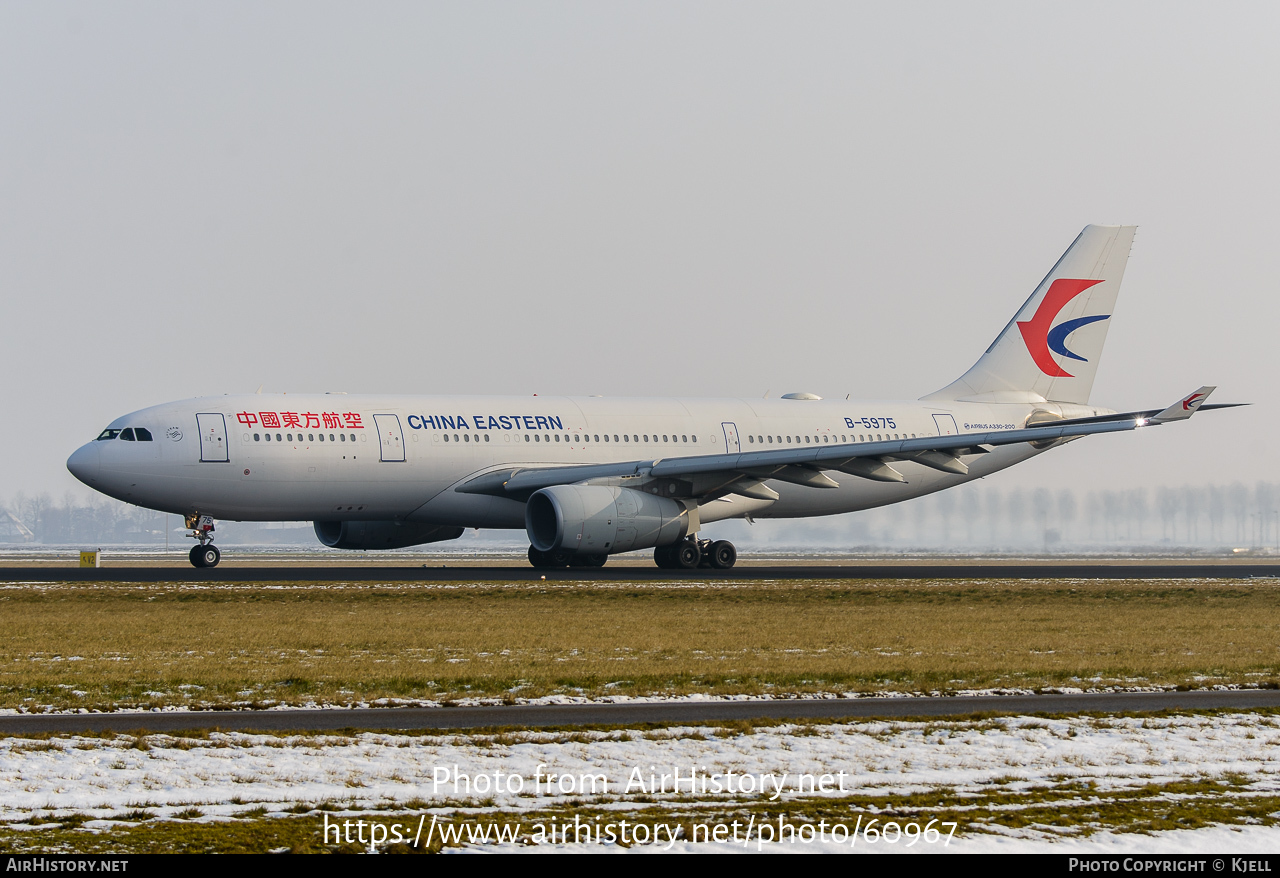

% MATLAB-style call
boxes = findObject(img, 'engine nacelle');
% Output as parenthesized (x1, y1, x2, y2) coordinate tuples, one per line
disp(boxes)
(525, 485, 693, 555)
(313, 520, 465, 551)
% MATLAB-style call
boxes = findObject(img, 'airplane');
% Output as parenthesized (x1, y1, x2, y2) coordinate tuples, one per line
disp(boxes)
(66, 224, 1235, 569)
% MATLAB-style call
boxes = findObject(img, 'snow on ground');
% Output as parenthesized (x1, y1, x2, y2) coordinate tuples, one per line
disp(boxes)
(2, 712, 1279, 824)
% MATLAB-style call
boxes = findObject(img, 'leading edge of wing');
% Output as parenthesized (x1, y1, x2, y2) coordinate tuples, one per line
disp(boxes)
(457, 390, 1238, 497)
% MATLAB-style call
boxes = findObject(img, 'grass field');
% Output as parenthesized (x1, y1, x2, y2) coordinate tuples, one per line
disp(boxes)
(2, 579, 1279, 710)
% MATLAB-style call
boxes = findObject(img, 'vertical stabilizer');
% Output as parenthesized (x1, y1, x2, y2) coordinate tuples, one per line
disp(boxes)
(923, 224, 1136, 405)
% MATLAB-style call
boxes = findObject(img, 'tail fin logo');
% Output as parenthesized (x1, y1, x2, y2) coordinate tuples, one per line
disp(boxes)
(1016, 278, 1108, 377)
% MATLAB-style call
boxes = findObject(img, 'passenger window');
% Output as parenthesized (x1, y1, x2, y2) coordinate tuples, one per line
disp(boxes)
(663, 435, 668, 442)
(485, 434, 490, 442)
(748, 435, 754, 444)
(643, 435, 649, 442)
(444, 434, 450, 442)
(286, 433, 293, 442)
(340, 433, 346, 442)
(554, 434, 560, 442)
(823, 435, 829, 443)
(604, 434, 610, 442)
(767, 436, 773, 444)
(464, 434, 470, 442)
(692, 435, 696, 443)
(318, 434, 325, 442)
(120, 428, 136, 441)
(786, 436, 791, 443)
(265, 433, 272, 442)
(276, 433, 283, 442)
(594, 435, 600, 442)
(534, 434, 540, 442)
(350, 434, 356, 442)
(254, 433, 260, 441)
(524, 435, 530, 442)
(681, 435, 687, 443)
(613, 434, 618, 442)
(575, 434, 580, 442)
(95, 429, 121, 441)
(623, 435, 629, 442)
(135, 428, 153, 441)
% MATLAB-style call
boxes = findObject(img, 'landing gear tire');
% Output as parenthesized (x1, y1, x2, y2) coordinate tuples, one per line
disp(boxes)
(528, 546, 581, 568)
(653, 545, 676, 569)
(190, 544, 220, 568)
(528, 546, 556, 568)
(709, 540, 737, 569)
(570, 554, 608, 568)
(674, 541, 702, 569)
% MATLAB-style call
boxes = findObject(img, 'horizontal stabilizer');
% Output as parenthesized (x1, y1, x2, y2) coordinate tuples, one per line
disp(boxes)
(1150, 386, 1215, 423)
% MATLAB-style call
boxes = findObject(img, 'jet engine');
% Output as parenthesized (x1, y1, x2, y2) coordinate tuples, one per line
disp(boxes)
(525, 484, 693, 556)
(313, 520, 465, 550)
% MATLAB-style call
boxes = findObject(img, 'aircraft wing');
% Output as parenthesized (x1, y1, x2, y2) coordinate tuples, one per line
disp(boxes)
(457, 388, 1240, 500)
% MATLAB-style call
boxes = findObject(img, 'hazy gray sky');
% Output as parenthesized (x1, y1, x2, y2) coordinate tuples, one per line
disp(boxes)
(2, 1, 1276, 500)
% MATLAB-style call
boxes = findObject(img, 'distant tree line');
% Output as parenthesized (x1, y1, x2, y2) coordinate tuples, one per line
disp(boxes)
(825, 481, 1280, 550)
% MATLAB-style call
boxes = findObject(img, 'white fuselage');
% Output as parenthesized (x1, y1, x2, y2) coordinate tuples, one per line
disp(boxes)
(66, 393, 1108, 528)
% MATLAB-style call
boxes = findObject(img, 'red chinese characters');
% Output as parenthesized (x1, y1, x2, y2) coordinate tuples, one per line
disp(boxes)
(236, 410, 366, 432)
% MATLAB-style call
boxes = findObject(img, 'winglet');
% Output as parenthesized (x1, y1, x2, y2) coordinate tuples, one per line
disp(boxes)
(1150, 386, 1216, 423)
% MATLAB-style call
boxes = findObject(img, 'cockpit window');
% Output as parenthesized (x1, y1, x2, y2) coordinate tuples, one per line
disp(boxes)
(134, 427, 153, 441)
(96, 429, 121, 441)
(120, 428, 136, 441)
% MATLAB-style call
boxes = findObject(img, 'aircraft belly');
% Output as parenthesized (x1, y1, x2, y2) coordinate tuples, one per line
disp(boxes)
(409, 492, 526, 529)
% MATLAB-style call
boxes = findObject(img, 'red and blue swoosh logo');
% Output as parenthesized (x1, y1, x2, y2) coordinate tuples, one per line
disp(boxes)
(1016, 278, 1108, 377)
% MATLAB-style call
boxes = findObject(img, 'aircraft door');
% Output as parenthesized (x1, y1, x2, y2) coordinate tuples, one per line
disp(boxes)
(722, 422, 741, 453)
(374, 414, 406, 462)
(933, 414, 959, 436)
(196, 413, 229, 462)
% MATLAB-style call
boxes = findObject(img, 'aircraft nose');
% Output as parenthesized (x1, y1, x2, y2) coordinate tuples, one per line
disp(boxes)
(66, 443, 101, 486)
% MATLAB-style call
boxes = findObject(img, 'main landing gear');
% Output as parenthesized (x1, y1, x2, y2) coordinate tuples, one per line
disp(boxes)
(528, 546, 608, 569)
(654, 537, 737, 570)
(185, 513, 221, 568)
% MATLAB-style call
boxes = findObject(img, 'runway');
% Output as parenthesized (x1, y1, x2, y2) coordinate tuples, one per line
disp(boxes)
(3, 689, 1279, 735)
(3, 562, 1280, 582)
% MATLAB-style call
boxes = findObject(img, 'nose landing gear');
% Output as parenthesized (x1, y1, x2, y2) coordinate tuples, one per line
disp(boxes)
(189, 544, 221, 568)
(185, 514, 220, 568)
